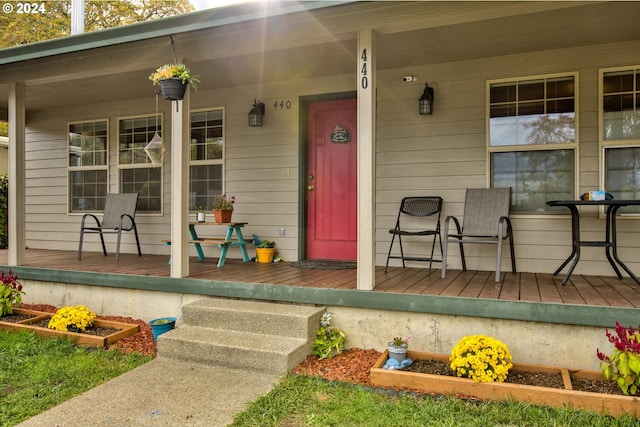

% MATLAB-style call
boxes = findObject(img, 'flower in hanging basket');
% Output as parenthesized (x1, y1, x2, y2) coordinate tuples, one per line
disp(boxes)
(212, 194, 235, 210)
(449, 334, 513, 383)
(148, 63, 200, 90)
(48, 305, 97, 333)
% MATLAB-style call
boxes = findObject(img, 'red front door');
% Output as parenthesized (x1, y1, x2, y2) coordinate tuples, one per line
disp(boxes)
(306, 98, 357, 261)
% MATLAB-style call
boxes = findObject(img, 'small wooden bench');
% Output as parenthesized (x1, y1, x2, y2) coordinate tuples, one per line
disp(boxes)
(162, 237, 254, 267)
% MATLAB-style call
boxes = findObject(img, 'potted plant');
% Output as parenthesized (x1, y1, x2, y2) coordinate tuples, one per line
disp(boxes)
(149, 316, 177, 341)
(148, 63, 200, 100)
(212, 194, 235, 223)
(196, 206, 206, 223)
(256, 239, 276, 263)
(387, 335, 412, 364)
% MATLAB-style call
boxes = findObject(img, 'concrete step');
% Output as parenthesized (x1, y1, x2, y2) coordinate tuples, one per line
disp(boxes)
(181, 297, 325, 341)
(156, 297, 325, 376)
(157, 325, 309, 375)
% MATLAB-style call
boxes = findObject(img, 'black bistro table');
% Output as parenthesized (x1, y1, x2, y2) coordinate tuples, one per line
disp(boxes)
(546, 199, 640, 285)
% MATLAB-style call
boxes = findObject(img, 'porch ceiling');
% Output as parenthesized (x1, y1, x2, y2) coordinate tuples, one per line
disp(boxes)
(0, 1, 638, 114)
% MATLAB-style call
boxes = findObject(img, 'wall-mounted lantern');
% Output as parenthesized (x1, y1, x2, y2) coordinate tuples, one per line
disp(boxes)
(419, 83, 434, 115)
(248, 99, 265, 127)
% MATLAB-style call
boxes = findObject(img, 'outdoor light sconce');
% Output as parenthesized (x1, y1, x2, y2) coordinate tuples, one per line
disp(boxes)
(248, 99, 265, 127)
(419, 83, 434, 115)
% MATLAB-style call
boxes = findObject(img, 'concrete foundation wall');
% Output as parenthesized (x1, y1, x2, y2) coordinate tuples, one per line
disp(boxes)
(21, 279, 610, 371)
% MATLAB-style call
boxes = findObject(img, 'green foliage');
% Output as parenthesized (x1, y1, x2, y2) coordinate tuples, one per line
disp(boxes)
(212, 194, 235, 210)
(0, 270, 24, 316)
(0, 173, 7, 249)
(148, 63, 200, 89)
(0, 329, 152, 426)
(0, 1, 194, 48)
(231, 374, 640, 427)
(256, 240, 275, 249)
(0, 122, 7, 138)
(450, 335, 513, 383)
(312, 312, 346, 360)
(597, 322, 640, 396)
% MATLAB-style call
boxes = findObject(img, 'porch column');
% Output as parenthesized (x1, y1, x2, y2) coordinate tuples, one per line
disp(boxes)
(357, 29, 376, 291)
(8, 82, 26, 265)
(170, 90, 190, 278)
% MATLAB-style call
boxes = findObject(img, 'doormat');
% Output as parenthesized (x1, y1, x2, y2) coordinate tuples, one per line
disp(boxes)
(290, 260, 357, 270)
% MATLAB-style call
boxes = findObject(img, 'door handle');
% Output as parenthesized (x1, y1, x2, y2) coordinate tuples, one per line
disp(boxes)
(307, 185, 314, 191)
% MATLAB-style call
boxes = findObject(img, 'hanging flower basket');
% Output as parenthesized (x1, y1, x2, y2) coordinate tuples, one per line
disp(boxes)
(158, 78, 187, 101)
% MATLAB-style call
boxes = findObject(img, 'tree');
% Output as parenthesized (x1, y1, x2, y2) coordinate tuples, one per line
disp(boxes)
(0, 0, 194, 47)
(0, 1, 195, 136)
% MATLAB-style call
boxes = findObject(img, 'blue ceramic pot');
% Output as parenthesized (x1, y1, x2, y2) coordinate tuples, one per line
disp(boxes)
(149, 317, 177, 341)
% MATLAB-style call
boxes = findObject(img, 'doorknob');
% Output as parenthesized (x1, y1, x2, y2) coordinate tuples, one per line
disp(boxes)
(307, 185, 314, 191)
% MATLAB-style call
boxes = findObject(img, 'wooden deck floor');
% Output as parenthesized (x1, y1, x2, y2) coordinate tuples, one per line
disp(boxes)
(6, 249, 640, 309)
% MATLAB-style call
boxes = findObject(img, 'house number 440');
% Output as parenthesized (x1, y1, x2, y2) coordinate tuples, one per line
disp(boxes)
(272, 100, 292, 110)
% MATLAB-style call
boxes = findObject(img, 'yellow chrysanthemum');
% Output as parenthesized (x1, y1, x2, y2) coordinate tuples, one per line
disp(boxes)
(450, 335, 513, 383)
(48, 305, 96, 333)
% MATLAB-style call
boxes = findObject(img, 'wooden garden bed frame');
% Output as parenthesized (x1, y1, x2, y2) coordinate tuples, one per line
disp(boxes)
(0, 308, 140, 348)
(370, 350, 640, 418)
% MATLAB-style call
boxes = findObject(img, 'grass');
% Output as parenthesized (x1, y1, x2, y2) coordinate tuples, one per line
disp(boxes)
(230, 375, 639, 427)
(0, 330, 152, 427)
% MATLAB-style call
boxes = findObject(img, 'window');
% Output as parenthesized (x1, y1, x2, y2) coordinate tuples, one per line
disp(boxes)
(68, 120, 108, 212)
(118, 115, 162, 213)
(488, 73, 578, 213)
(602, 67, 640, 212)
(189, 108, 224, 210)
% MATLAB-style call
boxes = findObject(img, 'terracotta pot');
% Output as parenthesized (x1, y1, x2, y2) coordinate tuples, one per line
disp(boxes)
(213, 209, 233, 223)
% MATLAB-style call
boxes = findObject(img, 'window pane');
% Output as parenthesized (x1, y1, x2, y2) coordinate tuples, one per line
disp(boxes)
(119, 167, 162, 213)
(490, 75, 575, 147)
(492, 150, 574, 212)
(602, 69, 640, 141)
(189, 165, 222, 210)
(119, 115, 161, 165)
(605, 147, 640, 213)
(69, 170, 108, 212)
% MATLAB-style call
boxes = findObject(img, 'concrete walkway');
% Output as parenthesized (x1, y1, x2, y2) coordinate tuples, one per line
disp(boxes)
(16, 359, 281, 427)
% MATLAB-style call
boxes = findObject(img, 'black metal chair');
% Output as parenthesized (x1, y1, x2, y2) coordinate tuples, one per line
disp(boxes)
(78, 193, 142, 262)
(385, 196, 443, 272)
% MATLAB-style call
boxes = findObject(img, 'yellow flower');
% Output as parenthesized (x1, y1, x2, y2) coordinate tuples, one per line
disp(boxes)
(450, 335, 513, 383)
(48, 305, 96, 333)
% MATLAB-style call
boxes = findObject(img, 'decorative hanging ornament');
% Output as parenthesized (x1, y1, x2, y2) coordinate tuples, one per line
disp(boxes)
(145, 92, 165, 166)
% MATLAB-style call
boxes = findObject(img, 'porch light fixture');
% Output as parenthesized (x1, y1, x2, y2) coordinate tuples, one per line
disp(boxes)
(419, 82, 434, 115)
(248, 99, 265, 127)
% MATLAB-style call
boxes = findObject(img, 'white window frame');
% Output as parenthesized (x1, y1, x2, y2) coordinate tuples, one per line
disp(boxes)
(599, 65, 640, 217)
(117, 113, 164, 215)
(67, 119, 109, 214)
(487, 72, 579, 215)
(189, 107, 225, 211)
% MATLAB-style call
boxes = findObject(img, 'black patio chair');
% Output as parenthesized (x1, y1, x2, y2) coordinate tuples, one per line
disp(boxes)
(78, 193, 142, 262)
(441, 188, 516, 282)
(385, 196, 443, 272)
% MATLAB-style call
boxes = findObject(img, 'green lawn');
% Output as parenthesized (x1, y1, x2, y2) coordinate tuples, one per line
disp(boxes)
(0, 330, 152, 427)
(230, 375, 638, 427)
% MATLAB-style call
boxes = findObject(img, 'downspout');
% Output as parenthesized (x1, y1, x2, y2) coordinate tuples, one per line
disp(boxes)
(71, 0, 85, 35)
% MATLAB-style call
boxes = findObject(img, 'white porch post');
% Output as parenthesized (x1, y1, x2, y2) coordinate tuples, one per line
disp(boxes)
(357, 29, 376, 291)
(170, 91, 190, 278)
(8, 82, 26, 266)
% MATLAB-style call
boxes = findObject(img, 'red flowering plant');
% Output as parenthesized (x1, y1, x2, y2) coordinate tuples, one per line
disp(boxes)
(596, 321, 640, 395)
(0, 270, 25, 316)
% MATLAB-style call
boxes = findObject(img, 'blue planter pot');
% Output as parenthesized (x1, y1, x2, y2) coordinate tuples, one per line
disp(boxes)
(149, 317, 176, 341)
